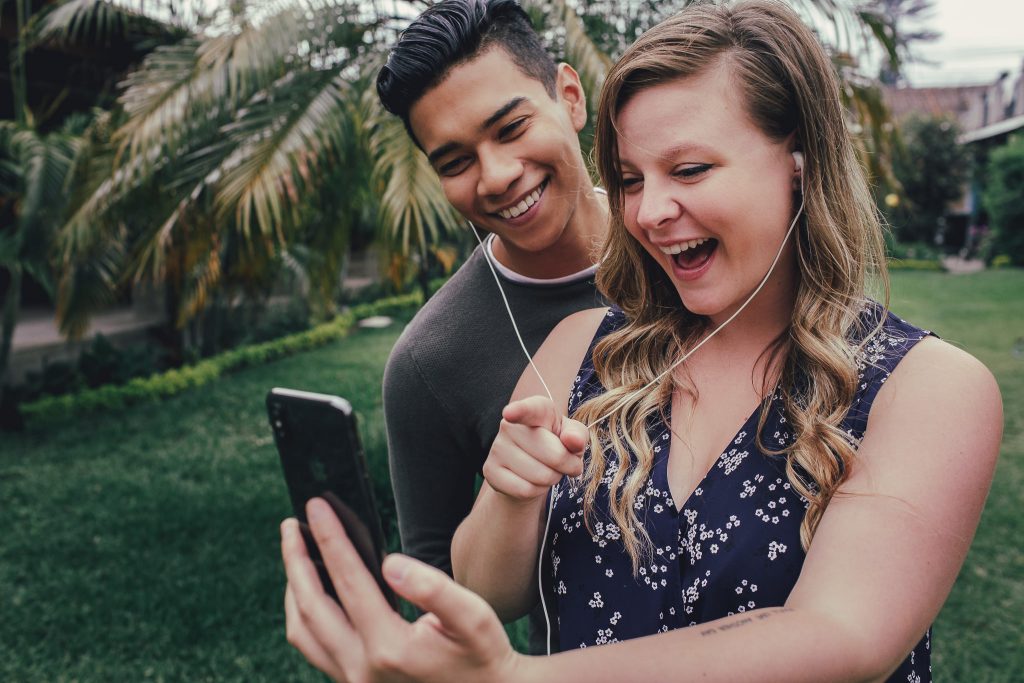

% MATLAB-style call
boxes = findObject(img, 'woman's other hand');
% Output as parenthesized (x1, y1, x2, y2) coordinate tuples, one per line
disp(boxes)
(282, 498, 521, 683)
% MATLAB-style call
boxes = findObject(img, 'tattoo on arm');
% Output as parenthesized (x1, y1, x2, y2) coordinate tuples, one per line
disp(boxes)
(698, 607, 794, 637)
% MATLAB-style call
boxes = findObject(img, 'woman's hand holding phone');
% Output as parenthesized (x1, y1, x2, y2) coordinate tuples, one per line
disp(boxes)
(281, 498, 524, 683)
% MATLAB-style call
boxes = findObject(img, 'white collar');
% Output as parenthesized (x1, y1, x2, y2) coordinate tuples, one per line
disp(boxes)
(484, 234, 599, 285)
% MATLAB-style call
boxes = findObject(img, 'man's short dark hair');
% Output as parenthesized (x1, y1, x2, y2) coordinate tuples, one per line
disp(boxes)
(376, 0, 558, 146)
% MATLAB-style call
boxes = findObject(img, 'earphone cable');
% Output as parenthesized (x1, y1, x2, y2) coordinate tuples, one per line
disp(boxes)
(470, 168, 804, 656)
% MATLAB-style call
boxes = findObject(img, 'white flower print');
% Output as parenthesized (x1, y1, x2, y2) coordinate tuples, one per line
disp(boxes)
(548, 304, 928, 673)
(718, 448, 749, 475)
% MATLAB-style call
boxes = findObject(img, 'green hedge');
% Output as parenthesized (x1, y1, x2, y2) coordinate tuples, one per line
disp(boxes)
(21, 293, 422, 424)
(887, 257, 944, 271)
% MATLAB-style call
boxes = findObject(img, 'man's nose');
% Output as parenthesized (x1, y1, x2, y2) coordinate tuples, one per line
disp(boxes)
(477, 145, 523, 198)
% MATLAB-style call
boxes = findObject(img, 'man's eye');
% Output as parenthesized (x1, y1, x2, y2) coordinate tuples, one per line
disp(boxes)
(439, 157, 471, 177)
(674, 163, 712, 179)
(499, 118, 527, 140)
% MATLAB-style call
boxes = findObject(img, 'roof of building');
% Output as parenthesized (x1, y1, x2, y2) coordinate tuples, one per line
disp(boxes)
(883, 85, 989, 121)
(959, 113, 1024, 144)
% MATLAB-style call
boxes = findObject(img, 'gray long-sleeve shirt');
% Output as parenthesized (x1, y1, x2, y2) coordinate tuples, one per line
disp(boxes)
(383, 245, 602, 575)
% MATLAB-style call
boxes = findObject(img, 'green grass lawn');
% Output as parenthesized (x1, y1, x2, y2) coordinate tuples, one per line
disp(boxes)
(1, 270, 1021, 682)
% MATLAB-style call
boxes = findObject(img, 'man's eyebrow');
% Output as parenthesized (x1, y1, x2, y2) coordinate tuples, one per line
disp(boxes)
(425, 96, 530, 166)
(427, 142, 459, 166)
(481, 96, 528, 131)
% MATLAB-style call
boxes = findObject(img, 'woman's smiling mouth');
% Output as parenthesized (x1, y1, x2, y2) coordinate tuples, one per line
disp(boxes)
(659, 237, 718, 273)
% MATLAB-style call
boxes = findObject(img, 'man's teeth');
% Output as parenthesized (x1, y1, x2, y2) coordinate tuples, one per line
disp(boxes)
(658, 238, 711, 255)
(498, 183, 545, 219)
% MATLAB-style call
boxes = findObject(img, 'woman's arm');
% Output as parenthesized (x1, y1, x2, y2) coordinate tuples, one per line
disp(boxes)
(515, 336, 1003, 681)
(450, 307, 609, 621)
(283, 336, 1000, 682)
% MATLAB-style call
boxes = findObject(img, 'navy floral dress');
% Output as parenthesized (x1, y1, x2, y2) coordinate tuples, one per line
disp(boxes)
(547, 303, 933, 682)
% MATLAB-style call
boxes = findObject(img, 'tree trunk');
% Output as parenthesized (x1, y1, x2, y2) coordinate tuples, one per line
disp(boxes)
(0, 266, 25, 430)
(417, 245, 432, 304)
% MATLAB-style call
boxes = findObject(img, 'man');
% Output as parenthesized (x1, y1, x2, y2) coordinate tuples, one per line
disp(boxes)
(375, 0, 607, 632)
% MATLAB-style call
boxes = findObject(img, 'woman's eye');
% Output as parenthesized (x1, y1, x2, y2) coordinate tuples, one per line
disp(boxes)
(674, 163, 712, 179)
(621, 177, 643, 193)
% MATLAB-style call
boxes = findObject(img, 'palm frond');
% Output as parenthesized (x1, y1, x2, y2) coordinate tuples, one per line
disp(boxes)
(113, 1, 365, 176)
(59, 140, 164, 260)
(15, 129, 79, 239)
(213, 68, 354, 243)
(531, 0, 612, 101)
(366, 87, 461, 258)
(33, 0, 128, 46)
(838, 65, 897, 187)
(176, 232, 224, 324)
(114, 37, 208, 164)
(56, 228, 126, 339)
(30, 0, 186, 49)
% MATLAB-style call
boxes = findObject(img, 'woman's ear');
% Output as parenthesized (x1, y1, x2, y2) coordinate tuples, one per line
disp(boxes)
(556, 63, 588, 132)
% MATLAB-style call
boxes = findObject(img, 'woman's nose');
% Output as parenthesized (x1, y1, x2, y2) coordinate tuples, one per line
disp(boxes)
(634, 180, 682, 232)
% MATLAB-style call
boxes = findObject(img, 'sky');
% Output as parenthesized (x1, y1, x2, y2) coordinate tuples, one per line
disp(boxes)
(899, 0, 1024, 87)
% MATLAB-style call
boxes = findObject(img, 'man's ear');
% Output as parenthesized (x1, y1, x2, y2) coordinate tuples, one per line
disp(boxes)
(555, 63, 588, 132)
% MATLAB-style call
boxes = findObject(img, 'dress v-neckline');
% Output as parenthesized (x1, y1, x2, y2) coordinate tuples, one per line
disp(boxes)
(658, 398, 764, 516)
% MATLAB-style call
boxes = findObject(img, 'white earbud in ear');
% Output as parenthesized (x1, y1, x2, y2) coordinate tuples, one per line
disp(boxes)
(792, 151, 804, 174)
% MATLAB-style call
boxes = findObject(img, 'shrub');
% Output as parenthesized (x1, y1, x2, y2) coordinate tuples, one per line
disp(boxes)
(883, 234, 944, 262)
(983, 135, 1024, 266)
(21, 361, 84, 401)
(887, 258, 944, 271)
(78, 334, 165, 388)
(886, 115, 971, 245)
(21, 293, 423, 424)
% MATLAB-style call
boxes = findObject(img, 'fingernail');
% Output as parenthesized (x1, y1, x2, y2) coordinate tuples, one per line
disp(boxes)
(306, 498, 326, 524)
(283, 517, 302, 538)
(383, 555, 408, 584)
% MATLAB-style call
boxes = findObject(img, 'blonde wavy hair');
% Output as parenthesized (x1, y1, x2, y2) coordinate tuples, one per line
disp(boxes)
(575, 0, 890, 571)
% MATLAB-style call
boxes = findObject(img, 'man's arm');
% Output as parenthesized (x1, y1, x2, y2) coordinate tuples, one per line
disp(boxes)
(383, 337, 477, 575)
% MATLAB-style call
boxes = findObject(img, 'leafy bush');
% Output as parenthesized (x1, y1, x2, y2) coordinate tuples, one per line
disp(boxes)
(887, 258, 944, 271)
(886, 115, 971, 245)
(21, 293, 423, 424)
(21, 361, 84, 400)
(983, 135, 1024, 266)
(78, 334, 165, 388)
(884, 234, 944, 262)
(883, 234, 943, 271)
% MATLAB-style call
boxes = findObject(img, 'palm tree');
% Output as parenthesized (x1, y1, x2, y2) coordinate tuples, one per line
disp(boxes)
(50, 1, 452, 342)
(0, 118, 86, 421)
(48, 0, 903, 346)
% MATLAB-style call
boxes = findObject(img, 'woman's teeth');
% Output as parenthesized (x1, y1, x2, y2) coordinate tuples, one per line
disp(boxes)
(658, 237, 711, 255)
(498, 182, 545, 219)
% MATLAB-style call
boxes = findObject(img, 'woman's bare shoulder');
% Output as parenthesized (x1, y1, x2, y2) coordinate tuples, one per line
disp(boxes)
(511, 307, 611, 409)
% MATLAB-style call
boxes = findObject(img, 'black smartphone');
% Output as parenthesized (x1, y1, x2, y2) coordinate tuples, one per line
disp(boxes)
(266, 387, 397, 608)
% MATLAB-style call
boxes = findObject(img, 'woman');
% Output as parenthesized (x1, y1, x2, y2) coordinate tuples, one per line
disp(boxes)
(280, 2, 1002, 681)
